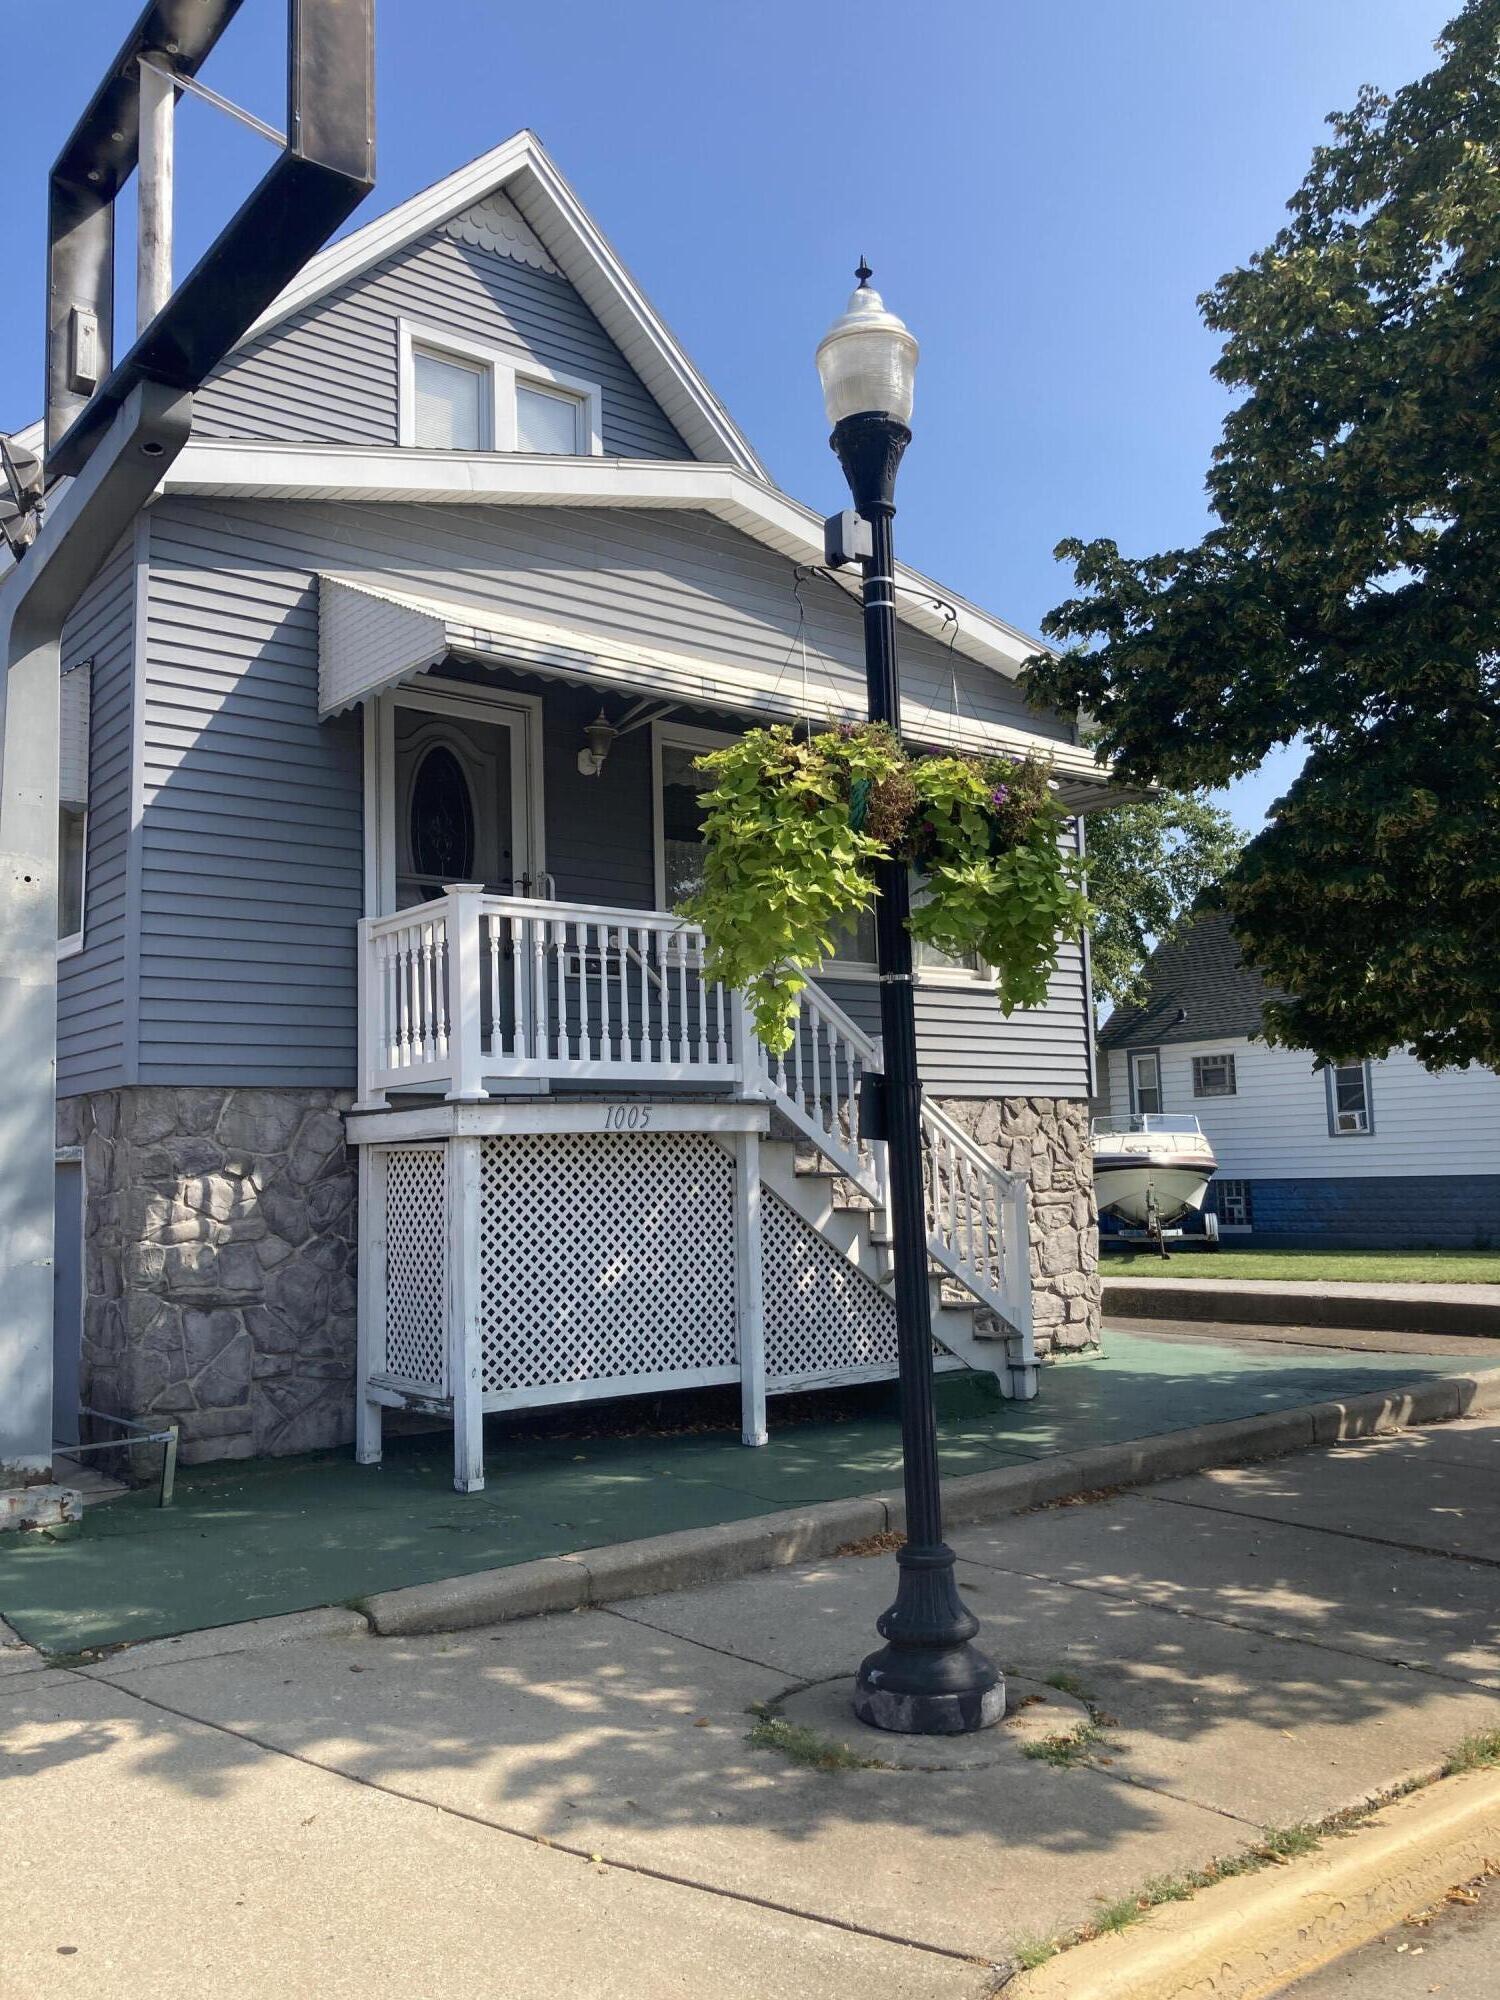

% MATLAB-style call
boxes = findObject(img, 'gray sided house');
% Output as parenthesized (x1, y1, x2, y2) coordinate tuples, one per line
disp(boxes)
(1097, 912, 1500, 1249)
(44, 134, 1114, 1489)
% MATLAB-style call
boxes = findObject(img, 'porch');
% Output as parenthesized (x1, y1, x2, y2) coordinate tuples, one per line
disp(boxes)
(333, 589, 1071, 1493)
(347, 888, 1037, 1493)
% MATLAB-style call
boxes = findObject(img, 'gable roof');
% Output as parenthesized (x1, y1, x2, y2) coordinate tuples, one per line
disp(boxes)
(236, 130, 768, 481)
(1097, 909, 1284, 1049)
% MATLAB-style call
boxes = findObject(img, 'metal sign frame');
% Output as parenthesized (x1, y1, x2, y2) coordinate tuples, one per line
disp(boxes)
(47, 0, 375, 472)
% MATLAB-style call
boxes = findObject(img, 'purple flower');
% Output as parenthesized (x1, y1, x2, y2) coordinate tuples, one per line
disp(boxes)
(990, 784, 1011, 809)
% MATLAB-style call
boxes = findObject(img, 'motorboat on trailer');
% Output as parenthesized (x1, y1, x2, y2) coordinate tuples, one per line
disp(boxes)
(1091, 1115, 1217, 1234)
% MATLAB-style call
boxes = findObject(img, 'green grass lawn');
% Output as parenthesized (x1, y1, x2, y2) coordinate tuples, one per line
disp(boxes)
(1100, 1246, 1500, 1284)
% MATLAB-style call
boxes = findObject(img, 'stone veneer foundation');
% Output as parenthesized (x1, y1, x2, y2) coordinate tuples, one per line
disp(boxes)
(57, 1087, 1099, 1465)
(932, 1096, 1102, 1357)
(59, 1087, 357, 1463)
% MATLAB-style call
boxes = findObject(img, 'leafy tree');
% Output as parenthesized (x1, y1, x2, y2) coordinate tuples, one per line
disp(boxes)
(1025, 0, 1500, 1070)
(1085, 793, 1244, 1014)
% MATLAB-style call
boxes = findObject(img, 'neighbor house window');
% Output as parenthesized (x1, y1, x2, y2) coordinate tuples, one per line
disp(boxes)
(411, 346, 489, 450)
(1192, 1052, 1237, 1098)
(399, 322, 603, 456)
(1128, 1049, 1162, 1115)
(1216, 1178, 1252, 1228)
(1327, 1061, 1373, 1136)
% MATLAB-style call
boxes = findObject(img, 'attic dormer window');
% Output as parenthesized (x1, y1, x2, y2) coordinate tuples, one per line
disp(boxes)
(398, 320, 604, 457)
(412, 347, 490, 450)
(516, 380, 586, 455)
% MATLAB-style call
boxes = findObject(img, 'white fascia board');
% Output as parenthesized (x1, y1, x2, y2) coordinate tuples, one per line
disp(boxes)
(229, 130, 768, 481)
(159, 441, 1058, 685)
(504, 148, 766, 478)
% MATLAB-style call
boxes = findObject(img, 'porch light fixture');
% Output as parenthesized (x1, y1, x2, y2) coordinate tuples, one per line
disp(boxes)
(816, 264, 1003, 1739)
(577, 708, 618, 777)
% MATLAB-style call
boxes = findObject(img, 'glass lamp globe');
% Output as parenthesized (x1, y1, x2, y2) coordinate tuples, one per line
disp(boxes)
(814, 268, 919, 428)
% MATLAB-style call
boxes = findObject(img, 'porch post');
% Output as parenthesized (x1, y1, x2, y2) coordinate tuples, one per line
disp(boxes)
(354, 1145, 386, 1465)
(443, 883, 489, 1103)
(353, 917, 389, 1112)
(734, 1129, 767, 1446)
(1002, 1176, 1038, 1400)
(448, 1134, 485, 1493)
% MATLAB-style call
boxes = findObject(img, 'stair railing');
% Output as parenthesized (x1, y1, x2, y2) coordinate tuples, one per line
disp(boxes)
(744, 973, 1033, 1357)
(737, 981, 887, 1204)
(919, 1098, 1033, 1349)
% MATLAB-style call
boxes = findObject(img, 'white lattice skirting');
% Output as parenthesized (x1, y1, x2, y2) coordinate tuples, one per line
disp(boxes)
(373, 1130, 917, 1413)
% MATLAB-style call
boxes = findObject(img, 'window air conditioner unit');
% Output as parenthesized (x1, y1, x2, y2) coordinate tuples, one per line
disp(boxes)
(1336, 1110, 1367, 1133)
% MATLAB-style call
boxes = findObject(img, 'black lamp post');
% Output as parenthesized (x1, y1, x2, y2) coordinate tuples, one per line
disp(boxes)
(816, 265, 1004, 1737)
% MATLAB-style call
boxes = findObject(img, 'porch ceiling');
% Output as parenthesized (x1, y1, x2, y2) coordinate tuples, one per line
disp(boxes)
(316, 572, 1134, 810)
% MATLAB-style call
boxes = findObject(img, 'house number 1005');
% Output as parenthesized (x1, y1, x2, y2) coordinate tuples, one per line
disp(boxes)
(602, 1104, 652, 1130)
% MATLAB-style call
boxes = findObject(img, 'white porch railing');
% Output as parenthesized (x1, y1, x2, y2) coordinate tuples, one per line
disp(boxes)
(356, 884, 1032, 1367)
(744, 979, 888, 1202)
(359, 886, 744, 1101)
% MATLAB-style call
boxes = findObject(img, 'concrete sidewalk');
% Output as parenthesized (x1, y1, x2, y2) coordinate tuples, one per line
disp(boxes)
(4, 1412, 1500, 1996)
(4, 1326, 1493, 1656)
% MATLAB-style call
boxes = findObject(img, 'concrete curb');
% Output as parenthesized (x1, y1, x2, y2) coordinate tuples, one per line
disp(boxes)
(358, 1362, 1500, 1638)
(1103, 1280, 1500, 1338)
(1007, 1765, 1500, 2000)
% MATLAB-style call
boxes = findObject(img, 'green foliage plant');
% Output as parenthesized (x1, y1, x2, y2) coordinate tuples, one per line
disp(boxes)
(1023, 1, 1500, 1070)
(683, 722, 1089, 1051)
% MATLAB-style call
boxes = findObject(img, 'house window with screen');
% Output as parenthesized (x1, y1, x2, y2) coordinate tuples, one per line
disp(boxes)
(1216, 1178, 1252, 1228)
(1192, 1052, 1237, 1097)
(412, 346, 489, 450)
(1129, 1049, 1162, 1115)
(1328, 1061, 1373, 1135)
(515, 380, 586, 454)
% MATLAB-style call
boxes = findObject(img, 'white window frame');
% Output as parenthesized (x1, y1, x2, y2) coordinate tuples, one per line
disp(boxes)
(1216, 1178, 1252, 1231)
(652, 719, 734, 913)
(1192, 1051, 1237, 1098)
(1128, 1048, 1163, 1116)
(57, 802, 86, 960)
(1326, 1060, 1374, 1137)
(397, 319, 603, 456)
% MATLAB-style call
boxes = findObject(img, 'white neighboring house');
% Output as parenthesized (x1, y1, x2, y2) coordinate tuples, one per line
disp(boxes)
(1096, 912, 1500, 1250)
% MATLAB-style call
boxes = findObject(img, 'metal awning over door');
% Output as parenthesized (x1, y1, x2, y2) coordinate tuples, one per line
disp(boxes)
(315, 572, 1134, 810)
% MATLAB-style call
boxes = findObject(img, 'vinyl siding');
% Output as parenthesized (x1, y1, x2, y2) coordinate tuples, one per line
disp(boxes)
(193, 228, 690, 460)
(150, 496, 1068, 746)
(1101, 1040, 1500, 1179)
(56, 536, 137, 1096)
(132, 494, 1089, 1093)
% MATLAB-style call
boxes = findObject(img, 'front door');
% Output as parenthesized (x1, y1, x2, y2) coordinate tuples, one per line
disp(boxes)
(381, 686, 540, 914)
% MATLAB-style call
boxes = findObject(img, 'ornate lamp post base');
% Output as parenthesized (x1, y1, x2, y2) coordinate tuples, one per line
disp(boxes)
(852, 1543, 1006, 1734)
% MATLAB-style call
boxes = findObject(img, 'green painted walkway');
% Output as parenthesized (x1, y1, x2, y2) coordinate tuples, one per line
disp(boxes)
(2, 1330, 1489, 1656)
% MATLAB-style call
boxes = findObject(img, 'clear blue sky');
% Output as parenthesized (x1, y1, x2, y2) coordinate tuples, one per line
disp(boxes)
(1, 0, 1455, 829)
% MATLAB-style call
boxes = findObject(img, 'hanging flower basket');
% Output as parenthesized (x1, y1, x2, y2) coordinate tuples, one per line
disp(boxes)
(682, 722, 1090, 1051)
